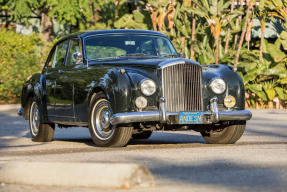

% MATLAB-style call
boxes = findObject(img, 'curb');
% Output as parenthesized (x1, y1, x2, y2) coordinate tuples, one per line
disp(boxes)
(0, 161, 155, 189)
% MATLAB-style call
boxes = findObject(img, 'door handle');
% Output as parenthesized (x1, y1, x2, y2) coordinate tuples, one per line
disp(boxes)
(58, 70, 64, 74)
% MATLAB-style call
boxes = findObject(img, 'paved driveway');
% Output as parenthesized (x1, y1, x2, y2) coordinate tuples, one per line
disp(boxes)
(0, 105, 287, 192)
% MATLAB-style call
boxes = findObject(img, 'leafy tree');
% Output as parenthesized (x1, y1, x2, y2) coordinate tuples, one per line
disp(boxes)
(7, 0, 92, 42)
(0, 29, 42, 103)
(190, 0, 240, 64)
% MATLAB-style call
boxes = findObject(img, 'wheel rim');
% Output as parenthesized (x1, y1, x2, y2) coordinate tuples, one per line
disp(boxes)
(30, 102, 40, 136)
(92, 101, 115, 140)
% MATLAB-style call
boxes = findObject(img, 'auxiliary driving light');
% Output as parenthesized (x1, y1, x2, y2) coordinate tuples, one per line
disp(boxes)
(224, 95, 236, 108)
(135, 96, 148, 109)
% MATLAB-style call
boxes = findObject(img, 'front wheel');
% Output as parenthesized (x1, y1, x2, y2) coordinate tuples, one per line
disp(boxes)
(201, 122, 246, 144)
(88, 92, 133, 147)
(29, 100, 55, 142)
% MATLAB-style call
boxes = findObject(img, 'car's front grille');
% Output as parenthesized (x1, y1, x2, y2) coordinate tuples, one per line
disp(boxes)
(161, 62, 203, 112)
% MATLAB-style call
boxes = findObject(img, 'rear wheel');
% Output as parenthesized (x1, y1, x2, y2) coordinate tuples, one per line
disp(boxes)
(132, 131, 153, 140)
(29, 100, 55, 142)
(88, 92, 133, 147)
(201, 122, 246, 144)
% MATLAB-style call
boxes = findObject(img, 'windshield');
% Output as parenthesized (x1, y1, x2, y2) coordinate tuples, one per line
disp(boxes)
(84, 34, 178, 60)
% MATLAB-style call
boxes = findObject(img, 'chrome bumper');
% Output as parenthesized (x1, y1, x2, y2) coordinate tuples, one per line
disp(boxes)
(110, 97, 252, 125)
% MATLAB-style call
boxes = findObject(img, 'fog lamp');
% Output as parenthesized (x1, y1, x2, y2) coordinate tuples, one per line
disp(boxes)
(135, 96, 147, 109)
(224, 95, 236, 108)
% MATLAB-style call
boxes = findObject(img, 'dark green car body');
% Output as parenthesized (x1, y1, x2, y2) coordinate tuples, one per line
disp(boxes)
(19, 30, 251, 142)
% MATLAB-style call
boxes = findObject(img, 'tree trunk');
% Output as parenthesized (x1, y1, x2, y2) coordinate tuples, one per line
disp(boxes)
(268, 101, 273, 109)
(41, 10, 53, 42)
(91, 2, 96, 26)
(259, 19, 266, 61)
(216, 37, 219, 64)
(224, 0, 234, 54)
(190, 4, 196, 60)
(181, 37, 186, 53)
(233, 0, 244, 50)
(234, 0, 252, 71)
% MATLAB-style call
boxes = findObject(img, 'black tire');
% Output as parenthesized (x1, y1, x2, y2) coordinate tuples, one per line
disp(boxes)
(132, 131, 153, 140)
(88, 92, 133, 147)
(201, 122, 246, 144)
(29, 100, 55, 142)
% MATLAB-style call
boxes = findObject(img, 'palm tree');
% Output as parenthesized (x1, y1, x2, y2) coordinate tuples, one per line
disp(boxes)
(234, 0, 253, 71)
(224, 0, 235, 54)
(256, 0, 268, 61)
(190, 0, 238, 64)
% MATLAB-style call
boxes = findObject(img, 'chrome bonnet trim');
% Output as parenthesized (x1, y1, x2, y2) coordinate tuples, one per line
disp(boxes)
(159, 59, 201, 69)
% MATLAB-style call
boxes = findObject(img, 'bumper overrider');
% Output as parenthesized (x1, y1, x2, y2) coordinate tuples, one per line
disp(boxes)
(110, 97, 252, 125)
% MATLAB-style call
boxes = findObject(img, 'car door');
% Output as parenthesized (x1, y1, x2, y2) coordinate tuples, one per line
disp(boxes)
(42, 47, 57, 117)
(53, 39, 74, 119)
(62, 38, 88, 123)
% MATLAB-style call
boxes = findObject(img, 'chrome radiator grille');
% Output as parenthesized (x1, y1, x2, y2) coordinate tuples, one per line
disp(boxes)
(161, 63, 203, 112)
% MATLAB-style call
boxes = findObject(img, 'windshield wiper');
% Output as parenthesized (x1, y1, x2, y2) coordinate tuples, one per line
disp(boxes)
(160, 54, 178, 58)
(119, 53, 159, 58)
(93, 56, 121, 60)
(91, 53, 159, 61)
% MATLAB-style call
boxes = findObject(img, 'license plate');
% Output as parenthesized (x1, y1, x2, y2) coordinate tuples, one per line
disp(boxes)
(179, 112, 203, 124)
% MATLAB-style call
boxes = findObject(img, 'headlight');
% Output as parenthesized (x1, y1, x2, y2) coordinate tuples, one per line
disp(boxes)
(210, 78, 226, 94)
(224, 95, 236, 108)
(140, 79, 156, 96)
(135, 96, 147, 109)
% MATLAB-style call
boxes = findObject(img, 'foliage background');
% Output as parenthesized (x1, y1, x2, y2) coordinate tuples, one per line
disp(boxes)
(0, 0, 287, 108)
(0, 29, 43, 103)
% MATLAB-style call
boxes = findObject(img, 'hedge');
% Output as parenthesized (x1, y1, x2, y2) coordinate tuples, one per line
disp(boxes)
(0, 29, 43, 103)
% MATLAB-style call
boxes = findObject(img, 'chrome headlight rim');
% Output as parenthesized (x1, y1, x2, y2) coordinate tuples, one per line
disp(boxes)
(209, 78, 226, 94)
(140, 79, 156, 96)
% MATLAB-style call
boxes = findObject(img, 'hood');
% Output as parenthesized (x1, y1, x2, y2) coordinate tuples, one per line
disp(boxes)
(88, 57, 201, 69)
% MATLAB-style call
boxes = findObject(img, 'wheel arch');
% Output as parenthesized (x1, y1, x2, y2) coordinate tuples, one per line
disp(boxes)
(24, 93, 34, 120)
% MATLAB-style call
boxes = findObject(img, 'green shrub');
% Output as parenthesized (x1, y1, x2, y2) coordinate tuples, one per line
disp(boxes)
(0, 29, 43, 103)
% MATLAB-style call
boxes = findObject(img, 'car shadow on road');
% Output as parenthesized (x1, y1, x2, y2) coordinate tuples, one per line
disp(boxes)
(131, 156, 287, 191)
(129, 132, 206, 145)
(54, 132, 207, 147)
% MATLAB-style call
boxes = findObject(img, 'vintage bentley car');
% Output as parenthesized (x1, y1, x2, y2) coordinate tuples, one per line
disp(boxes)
(18, 29, 252, 147)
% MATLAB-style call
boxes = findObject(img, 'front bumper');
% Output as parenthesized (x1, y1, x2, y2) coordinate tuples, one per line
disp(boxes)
(110, 97, 252, 125)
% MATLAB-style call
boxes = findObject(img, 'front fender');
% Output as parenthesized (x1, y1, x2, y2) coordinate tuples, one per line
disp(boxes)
(202, 64, 245, 110)
(89, 68, 132, 114)
(20, 73, 47, 122)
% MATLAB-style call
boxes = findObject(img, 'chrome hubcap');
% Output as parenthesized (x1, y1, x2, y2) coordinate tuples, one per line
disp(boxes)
(31, 102, 40, 136)
(93, 103, 114, 140)
(100, 110, 111, 131)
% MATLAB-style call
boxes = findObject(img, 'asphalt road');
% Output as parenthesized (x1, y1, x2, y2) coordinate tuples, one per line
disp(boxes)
(0, 104, 287, 192)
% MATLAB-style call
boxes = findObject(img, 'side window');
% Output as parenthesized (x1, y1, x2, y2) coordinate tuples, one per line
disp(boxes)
(67, 39, 83, 66)
(52, 40, 69, 68)
(46, 48, 56, 69)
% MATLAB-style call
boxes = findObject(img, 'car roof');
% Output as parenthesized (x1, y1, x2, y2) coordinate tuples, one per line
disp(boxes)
(59, 29, 168, 41)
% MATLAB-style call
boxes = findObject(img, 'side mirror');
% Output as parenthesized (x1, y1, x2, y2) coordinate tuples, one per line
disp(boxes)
(72, 52, 82, 60)
(72, 52, 83, 64)
(178, 52, 186, 58)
